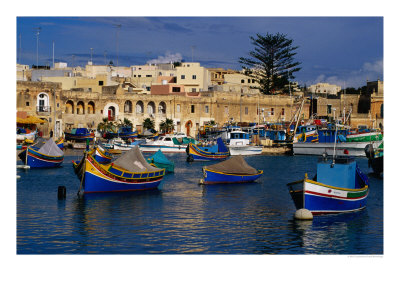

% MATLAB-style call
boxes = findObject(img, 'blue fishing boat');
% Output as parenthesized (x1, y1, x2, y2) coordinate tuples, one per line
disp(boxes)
(93, 144, 113, 164)
(73, 146, 165, 194)
(202, 155, 263, 184)
(18, 138, 64, 168)
(287, 155, 369, 215)
(147, 149, 175, 173)
(105, 126, 138, 140)
(187, 137, 230, 161)
(64, 128, 94, 141)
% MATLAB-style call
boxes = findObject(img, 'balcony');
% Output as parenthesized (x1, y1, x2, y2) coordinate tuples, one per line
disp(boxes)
(36, 106, 51, 115)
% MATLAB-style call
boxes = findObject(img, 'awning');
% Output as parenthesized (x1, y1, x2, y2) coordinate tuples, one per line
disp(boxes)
(17, 116, 47, 124)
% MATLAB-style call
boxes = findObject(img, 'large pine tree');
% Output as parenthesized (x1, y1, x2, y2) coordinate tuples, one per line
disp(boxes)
(239, 32, 301, 95)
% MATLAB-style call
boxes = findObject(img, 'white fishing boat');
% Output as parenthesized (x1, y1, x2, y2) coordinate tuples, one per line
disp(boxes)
(139, 133, 195, 153)
(227, 130, 262, 156)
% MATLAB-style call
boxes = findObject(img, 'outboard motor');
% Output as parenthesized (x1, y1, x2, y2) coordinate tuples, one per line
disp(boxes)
(364, 144, 375, 159)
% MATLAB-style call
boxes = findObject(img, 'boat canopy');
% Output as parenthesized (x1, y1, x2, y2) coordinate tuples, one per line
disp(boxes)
(149, 149, 173, 165)
(112, 146, 161, 173)
(38, 138, 64, 156)
(206, 155, 258, 175)
(217, 137, 228, 153)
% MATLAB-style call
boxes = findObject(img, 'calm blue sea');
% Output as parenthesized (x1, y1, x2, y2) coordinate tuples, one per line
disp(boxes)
(17, 151, 383, 254)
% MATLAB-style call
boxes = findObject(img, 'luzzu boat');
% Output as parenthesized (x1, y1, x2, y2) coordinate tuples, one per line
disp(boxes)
(105, 127, 138, 140)
(202, 155, 263, 184)
(64, 128, 94, 141)
(287, 156, 369, 215)
(73, 146, 165, 193)
(187, 137, 230, 161)
(93, 144, 113, 164)
(18, 138, 64, 168)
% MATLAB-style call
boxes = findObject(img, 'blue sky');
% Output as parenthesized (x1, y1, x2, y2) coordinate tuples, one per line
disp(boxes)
(17, 16, 383, 88)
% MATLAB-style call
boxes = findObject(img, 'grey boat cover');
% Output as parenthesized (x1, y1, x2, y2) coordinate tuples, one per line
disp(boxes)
(112, 146, 162, 173)
(205, 155, 259, 175)
(38, 138, 64, 156)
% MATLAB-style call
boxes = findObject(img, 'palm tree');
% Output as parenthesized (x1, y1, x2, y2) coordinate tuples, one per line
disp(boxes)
(143, 118, 155, 130)
(159, 118, 174, 133)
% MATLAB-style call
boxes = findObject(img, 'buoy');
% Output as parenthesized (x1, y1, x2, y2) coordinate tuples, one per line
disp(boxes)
(58, 186, 66, 200)
(294, 209, 313, 220)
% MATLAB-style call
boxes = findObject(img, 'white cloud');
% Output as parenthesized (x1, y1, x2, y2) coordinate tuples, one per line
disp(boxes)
(147, 52, 183, 65)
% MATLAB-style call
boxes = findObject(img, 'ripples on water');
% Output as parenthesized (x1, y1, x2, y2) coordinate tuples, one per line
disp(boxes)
(17, 151, 383, 254)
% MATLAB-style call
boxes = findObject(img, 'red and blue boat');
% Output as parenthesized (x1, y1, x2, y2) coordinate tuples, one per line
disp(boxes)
(287, 156, 369, 215)
(64, 128, 94, 141)
(73, 146, 165, 193)
(187, 137, 229, 161)
(202, 155, 263, 184)
(18, 138, 64, 168)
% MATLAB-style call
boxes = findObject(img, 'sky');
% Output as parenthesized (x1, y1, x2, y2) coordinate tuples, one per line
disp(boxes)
(16, 16, 383, 88)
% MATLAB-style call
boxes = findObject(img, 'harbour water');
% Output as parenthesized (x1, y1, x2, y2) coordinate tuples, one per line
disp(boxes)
(17, 150, 383, 254)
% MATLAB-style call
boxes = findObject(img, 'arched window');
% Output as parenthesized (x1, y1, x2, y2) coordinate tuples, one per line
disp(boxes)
(136, 101, 144, 114)
(158, 101, 166, 115)
(37, 92, 50, 112)
(77, 101, 85, 115)
(124, 100, 133, 113)
(65, 100, 74, 114)
(147, 101, 155, 115)
(87, 101, 95, 114)
(108, 106, 116, 121)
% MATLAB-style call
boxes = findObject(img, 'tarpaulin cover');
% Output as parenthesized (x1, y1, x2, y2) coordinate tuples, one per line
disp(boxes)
(205, 155, 258, 175)
(38, 138, 64, 156)
(112, 146, 162, 173)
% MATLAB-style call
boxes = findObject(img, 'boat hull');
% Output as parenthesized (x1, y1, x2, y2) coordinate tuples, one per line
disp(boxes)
(287, 178, 368, 215)
(228, 145, 263, 156)
(187, 143, 229, 161)
(82, 155, 164, 193)
(293, 141, 381, 157)
(203, 169, 263, 184)
(94, 147, 112, 164)
(64, 132, 94, 141)
(139, 144, 187, 153)
(21, 147, 64, 168)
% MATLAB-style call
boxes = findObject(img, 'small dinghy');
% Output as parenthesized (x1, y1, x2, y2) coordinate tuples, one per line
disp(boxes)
(147, 149, 175, 173)
(201, 155, 263, 184)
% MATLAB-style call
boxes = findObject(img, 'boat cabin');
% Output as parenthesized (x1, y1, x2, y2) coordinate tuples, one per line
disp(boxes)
(316, 157, 362, 189)
(228, 130, 250, 146)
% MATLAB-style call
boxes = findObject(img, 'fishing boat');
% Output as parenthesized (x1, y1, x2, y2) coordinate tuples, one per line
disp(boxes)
(72, 146, 165, 194)
(227, 129, 262, 155)
(18, 138, 64, 168)
(64, 128, 94, 141)
(55, 137, 64, 149)
(112, 138, 146, 151)
(293, 125, 318, 143)
(201, 155, 263, 184)
(93, 144, 113, 164)
(365, 142, 383, 176)
(187, 137, 230, 161)
(287, 155, 369, 215)
(147, 149, 175, 173)
(140, 134, 195, 153)
(104, 127, 138, 140)
(292, 126, 381, 156)
(17, 128, 37, 142)
(346, 129, 383, 142)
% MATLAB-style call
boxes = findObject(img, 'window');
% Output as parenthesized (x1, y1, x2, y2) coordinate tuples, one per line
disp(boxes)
(176, 104, 181, 113)
(327, 104, 332, 114)
(252, 79, 255, 83)
(138, 75, 141, 77)
(191, 105, 195, 113)
(192, 75, 196, 79)
(271, 108, 274, 115)
(248, 79, 251, 83)
(205, 105, 209, 113)
(281, 108, 285, 115)
(181, 75, 185, 79)
(26, 102, 29, 106)
(245, 107, 248, 115)
(191, 88, 196, 92)
(241, 79, 245, 83)
(98, 81, 104, 86)
(172, 87, 181, 92)
(146, 75, 152, 77)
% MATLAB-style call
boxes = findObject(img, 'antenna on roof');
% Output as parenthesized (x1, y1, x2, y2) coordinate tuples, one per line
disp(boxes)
(113, 24, 122, 67)
(34, 27, 41, 68)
